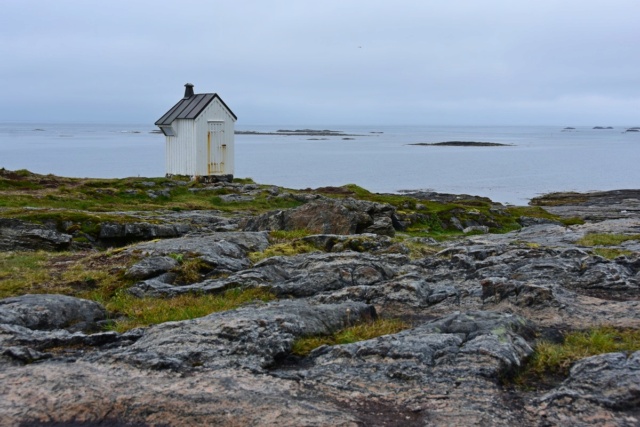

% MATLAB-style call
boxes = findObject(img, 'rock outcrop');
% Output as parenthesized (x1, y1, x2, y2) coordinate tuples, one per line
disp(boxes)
(243, 198, 399, 237)
(1, 188, 640, 425)
(0, 218, 72, 251)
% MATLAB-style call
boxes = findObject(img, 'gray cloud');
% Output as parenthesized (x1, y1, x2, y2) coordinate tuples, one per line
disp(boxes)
(1, 0, 638, 125)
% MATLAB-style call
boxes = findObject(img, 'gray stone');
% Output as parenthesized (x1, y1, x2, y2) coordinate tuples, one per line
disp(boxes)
(125, 256, 179, 280)
(98, 221, 188, 241)
(0, 218, 72, 251)
(533, 352, 640, 424)
(0, 294, 107, 333)
(97, 300, 376, 372)
(464, 225, 490, 234)
(219, 194, 255, 203)
(126, 232, 269, 276)
(243, 198, 399, 237)
(518, 216, 562, 227)
(362, 215, 395, 236)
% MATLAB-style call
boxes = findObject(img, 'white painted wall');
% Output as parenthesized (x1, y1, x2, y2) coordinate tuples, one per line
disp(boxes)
(165, 96, 236, 178)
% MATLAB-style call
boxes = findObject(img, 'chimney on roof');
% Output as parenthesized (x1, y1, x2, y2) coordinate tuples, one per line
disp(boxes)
(183, 83, 194, 99)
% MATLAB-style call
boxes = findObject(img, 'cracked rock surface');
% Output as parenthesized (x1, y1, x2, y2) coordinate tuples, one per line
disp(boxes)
(1, 189, 640, 426)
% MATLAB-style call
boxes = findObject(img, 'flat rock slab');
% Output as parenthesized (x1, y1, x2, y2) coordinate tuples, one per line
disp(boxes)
(125, 231, 270, 274)
(127, 231, 270, 254)
(0, 311, 536, 426)
(0, 363, 362, 426)
(95, 300, 376, 372)
(531, 189, 640, 221)
(0, 218, 72, 251)
(532, 351, 640, 424)
(0, 294, 106, 333)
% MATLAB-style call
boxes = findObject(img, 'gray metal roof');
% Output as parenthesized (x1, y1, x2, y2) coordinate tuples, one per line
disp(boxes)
(155, 93, 237, 126)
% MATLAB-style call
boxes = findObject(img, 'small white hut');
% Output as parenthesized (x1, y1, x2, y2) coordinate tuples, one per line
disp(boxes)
(155, 83, 237, 182)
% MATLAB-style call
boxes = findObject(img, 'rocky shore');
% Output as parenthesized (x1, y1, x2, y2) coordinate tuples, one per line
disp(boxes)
(1, 171, 639, 426)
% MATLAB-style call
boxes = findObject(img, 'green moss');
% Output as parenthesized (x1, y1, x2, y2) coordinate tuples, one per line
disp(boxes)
(291, 318, 410, 356)
(593, 248, 634, 259)
(0, 209, 139, 238)
(505, 206, 584, 227)
(512, 326, 640, 389)
(577, 233, 640, 247)
(107, 287, 276, 333)
(1, 170, 571, 242)
(0, 250, 136, 299)
(0, 244, 278, 333)
(170, 256, 211, 284)
(0, 178, 43, 190)
(209, 192, 303, 212)
(249, 241, 319, 263)
(233, 177, 256, 185)
(392, 235, 440, 259)
(269, 229, 314, 241)
(530, 192, 590, 206)
(0, 251, 55, 298)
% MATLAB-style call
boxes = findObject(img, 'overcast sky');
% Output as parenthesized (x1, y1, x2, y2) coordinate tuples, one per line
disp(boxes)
(1, 0, 638, 126)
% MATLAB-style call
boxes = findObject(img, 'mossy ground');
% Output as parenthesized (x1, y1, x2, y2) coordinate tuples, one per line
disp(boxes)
(106, 287, 276, 333)
(0, 169, 584, 331)
(0, 248, 275, 331)
(577, 233, 640, 247)
(511, 326, 640, 390)
(291, 318, 410, 356)
(576, 233, 640, 259)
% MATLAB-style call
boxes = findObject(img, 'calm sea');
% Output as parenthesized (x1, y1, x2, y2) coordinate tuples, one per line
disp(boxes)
(1, 122, 639, 205)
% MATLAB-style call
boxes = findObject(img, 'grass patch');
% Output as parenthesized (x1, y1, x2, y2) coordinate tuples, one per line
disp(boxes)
(512, 326, 640, 389)
(169, 256, 211, 284)
(506, 206, 584, 227)
(233, 177, 256, 185)
(530, 192, 589, 206)
(0, 248, 277, 332)
(106, 287, 276, 333)
(0, 250, 135, 300)
(593, 248, 634, 259)
(249, 241, 319, 263)
(577, 233, 640, 247)
(291, 318, 410, 356)
(392, 235, 441, 259)
(210, 192, 303, 212)
(0, 251, 56, 298)
(268, 229, 314, 242)
(0, 170, 300, 214)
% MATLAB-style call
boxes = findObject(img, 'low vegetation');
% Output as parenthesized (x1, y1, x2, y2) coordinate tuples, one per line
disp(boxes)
(0, 168, 301, 214)
(106, 287, 276, 333)
(249, 241, 319, 263)
(577, 233, 640, 247)
(512, 326, 640, 389)
(0, 248, 275, 331)
(0, 250, 130, 299)
(576, 233, 640, 259)
(505, 206, 584, 227)
(0, 169, 581, 246)
(0, 169, 599, 334)
(291, 318, 410, 356)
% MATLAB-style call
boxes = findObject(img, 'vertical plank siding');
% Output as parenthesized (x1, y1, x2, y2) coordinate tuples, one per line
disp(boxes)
(159, 90, 236, 179)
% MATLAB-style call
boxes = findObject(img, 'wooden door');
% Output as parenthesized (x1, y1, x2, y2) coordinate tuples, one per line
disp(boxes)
(207, 120, 226, 175)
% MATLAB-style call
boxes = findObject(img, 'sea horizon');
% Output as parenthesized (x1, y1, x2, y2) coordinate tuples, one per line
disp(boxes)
(1, 122, 639, 205)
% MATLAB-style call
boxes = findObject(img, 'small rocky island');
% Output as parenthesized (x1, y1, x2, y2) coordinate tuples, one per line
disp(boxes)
(235, 129, 362, 137)
(1, 168, 640, 426)
(410, 141, 513, 147)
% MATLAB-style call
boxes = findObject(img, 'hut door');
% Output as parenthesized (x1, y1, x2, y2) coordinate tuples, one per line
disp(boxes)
(207, 120, 225, 175)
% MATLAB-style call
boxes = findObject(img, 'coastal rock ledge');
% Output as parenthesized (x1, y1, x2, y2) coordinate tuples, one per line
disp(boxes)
(1, 176, 640, 426)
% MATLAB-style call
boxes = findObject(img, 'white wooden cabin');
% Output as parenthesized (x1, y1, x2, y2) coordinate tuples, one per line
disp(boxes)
(155, 83, 237, 182)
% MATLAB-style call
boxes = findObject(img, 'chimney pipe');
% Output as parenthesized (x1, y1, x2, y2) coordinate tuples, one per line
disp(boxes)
(183, 83, 194, 99)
